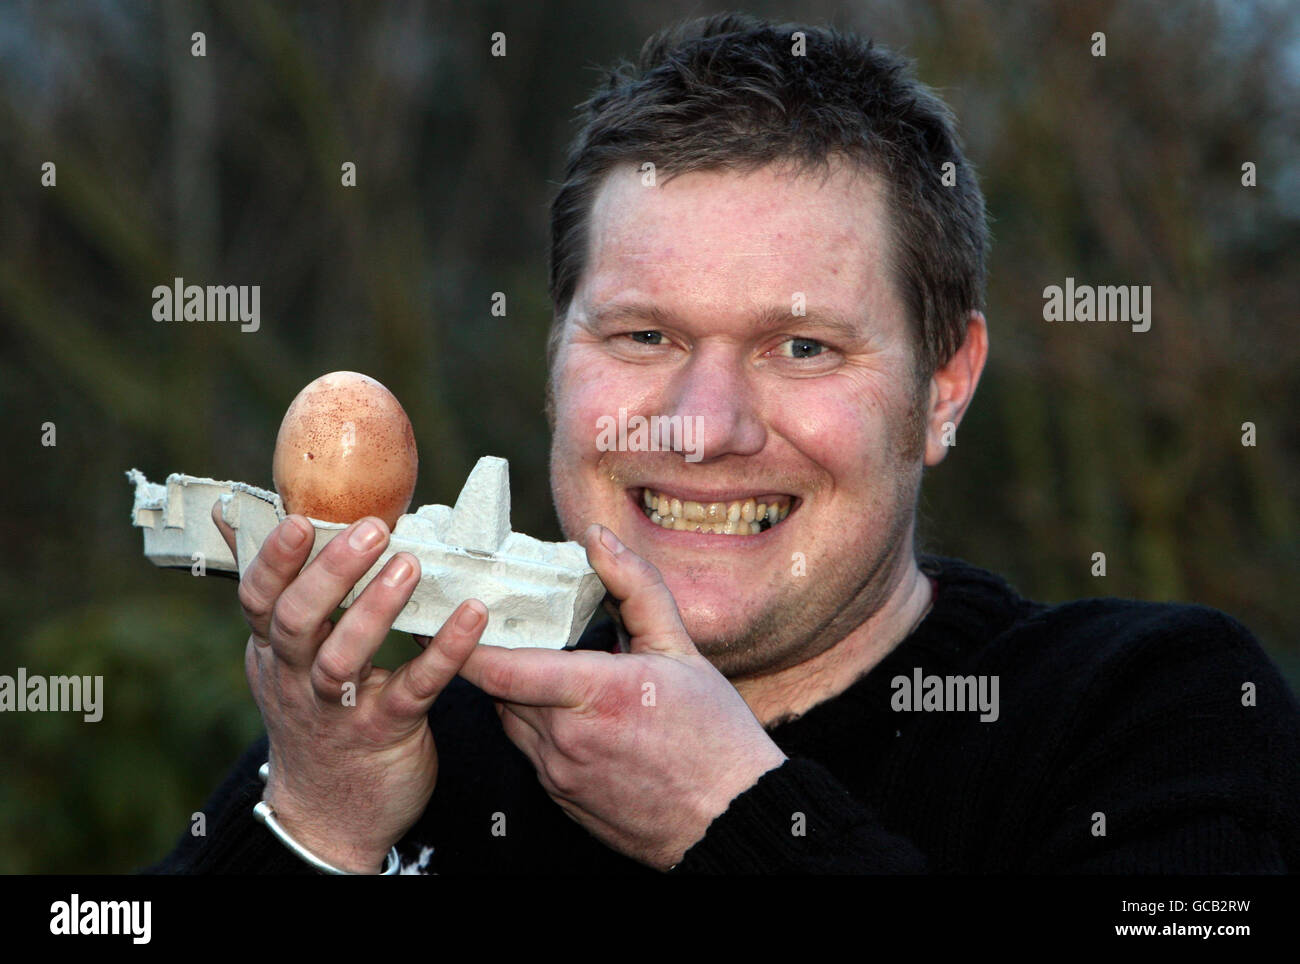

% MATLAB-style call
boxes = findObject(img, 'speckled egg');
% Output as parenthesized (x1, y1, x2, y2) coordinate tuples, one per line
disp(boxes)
(272, 371, 418, 530)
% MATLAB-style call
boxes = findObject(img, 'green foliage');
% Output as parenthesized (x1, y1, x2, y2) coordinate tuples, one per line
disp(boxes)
(0, 594, 261, 873)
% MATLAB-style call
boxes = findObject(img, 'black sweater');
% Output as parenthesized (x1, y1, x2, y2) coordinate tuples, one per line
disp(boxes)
(144, 555, 1300, 874)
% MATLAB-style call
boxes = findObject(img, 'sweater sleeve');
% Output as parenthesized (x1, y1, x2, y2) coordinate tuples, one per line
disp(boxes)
(139, 732, 314, 874)
(670, 757, 928, 873)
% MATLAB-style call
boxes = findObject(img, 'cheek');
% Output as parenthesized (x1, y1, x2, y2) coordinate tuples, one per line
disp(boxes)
(553, 348, 661, 454)
(767, 373, 902, 478)
(552, 352, 601, 453)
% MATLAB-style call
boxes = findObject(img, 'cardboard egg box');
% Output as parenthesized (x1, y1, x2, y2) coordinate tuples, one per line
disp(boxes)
(126, 457, 606, 649)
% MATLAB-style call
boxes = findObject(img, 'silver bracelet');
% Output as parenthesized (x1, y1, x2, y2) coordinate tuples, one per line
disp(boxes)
(255, 762, 400, 875)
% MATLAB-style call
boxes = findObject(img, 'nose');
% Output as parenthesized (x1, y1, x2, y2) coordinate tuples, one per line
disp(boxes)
(660, 343, 766, 462)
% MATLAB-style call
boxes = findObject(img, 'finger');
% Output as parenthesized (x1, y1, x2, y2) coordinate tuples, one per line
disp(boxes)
(496, 710, 590, 820)
(459, 645, 596, 707)
(211, 498, 238, 561)
(411, 634, 431, 650)
(248, 621, 329, 707)
(498, 702, 545, 766)
(583, 524, 693, 656)
(496, 697, 548, 734)
(235, 514, 315, 641)
(269, 516, 390, 669)
(379, 599, 489, 720)
(311, 552, 421, 703)
(244, 636, 262, 705)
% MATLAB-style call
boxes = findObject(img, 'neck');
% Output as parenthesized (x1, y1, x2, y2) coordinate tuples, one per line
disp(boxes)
(733, 554, 934, 729)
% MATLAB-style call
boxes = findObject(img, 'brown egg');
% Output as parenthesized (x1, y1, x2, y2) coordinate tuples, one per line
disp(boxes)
(272, 371, 418, 530)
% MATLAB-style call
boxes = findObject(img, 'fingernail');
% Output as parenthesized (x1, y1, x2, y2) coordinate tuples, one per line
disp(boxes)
(455, 603, 484, 631)
(382, 555, 413, 587)
(279, 518, 308, 549)
(349, 519, 384, 551)
(598, 525, 624, 555)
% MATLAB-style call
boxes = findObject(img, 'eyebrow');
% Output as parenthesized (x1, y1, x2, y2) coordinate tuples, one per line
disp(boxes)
(583, 301, 869, 342)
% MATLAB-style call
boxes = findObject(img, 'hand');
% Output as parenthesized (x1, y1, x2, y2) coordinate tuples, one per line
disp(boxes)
(212, 501, 488, 873)
(458, 524, 788, 871)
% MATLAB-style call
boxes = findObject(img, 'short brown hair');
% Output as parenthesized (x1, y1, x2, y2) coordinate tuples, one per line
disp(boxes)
(546, 13, 988, 393)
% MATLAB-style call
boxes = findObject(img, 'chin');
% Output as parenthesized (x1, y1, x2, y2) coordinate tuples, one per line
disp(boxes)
(667, 588, 747, 637)
(686, 600, 801, 677)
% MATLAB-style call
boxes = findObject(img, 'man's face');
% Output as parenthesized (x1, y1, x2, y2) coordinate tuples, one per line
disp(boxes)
(548, 159, 929, 678)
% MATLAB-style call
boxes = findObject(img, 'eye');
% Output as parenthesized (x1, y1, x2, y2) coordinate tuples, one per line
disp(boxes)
(626, 330, 666, 345)
(774, 337, 828, 359)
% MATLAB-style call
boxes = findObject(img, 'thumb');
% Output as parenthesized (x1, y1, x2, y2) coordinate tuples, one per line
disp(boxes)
(583, 524, 694, 657)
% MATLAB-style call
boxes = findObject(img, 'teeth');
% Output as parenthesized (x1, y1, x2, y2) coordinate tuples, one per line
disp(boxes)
(639, 488, 793, 537)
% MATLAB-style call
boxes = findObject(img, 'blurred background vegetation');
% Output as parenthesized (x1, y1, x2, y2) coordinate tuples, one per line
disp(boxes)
(1, 0, 1295, 873)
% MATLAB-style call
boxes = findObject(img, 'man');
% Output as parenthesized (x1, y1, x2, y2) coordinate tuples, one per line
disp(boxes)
(148, 14, 1298, 875)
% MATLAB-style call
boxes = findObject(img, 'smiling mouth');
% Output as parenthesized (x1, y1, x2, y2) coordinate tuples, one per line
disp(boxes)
(637, 486, 795, 536)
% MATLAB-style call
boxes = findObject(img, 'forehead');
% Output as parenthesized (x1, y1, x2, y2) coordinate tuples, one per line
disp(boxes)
(577, 159, 901, 327)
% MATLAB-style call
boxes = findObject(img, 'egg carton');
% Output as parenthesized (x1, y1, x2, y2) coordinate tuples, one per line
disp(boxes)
(125, 457, 606, 649)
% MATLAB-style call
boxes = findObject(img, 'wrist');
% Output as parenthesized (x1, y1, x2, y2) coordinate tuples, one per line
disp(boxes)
(665, 741, 788, 871)
(711, 740, 788, 813)
(256, 763, 396, 874)
(264, 799, 392, 874)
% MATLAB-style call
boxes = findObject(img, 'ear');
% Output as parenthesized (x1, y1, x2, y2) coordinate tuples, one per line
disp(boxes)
(924, 311, 988, 466)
